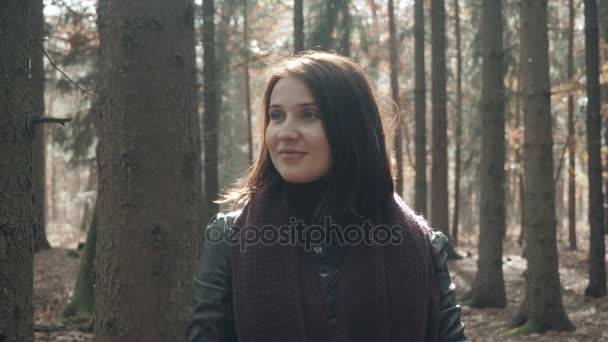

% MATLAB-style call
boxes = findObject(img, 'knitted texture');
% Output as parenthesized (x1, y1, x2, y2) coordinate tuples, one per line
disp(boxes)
(231, 176, 439, 342)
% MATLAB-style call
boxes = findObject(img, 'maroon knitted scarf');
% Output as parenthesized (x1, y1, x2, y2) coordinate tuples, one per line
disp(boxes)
(231, 176, 439, 342)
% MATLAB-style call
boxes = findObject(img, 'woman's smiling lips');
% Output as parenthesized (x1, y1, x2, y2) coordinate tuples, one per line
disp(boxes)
(278, 149, 307, 160)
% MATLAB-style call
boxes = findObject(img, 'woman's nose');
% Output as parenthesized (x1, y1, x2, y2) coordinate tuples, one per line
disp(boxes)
(277, 115, 300, 140)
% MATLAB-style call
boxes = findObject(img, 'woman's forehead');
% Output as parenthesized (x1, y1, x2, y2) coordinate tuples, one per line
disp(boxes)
(269, 77, 316, 106)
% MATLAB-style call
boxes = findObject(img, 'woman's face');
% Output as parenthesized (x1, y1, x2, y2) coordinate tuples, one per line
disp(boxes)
(265, 76, 331, 183)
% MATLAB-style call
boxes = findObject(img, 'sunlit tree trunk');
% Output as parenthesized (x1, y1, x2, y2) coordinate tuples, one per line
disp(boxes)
(389, 0, 403, 196)
(414, 0, 427, 216)
(583, 0, 607, 298)
(471, 0, 506, 308)
(95, 0, 202, 339)
(512, 0, 575, 332)
(0, 0, 34, 340)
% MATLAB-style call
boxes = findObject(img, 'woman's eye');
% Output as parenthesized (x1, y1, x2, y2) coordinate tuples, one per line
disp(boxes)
(302, 111, 319, 119)
(269, 111, 285, 121)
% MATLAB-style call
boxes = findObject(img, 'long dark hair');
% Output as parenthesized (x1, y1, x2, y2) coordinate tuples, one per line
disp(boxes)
(221, 51, 396, 219)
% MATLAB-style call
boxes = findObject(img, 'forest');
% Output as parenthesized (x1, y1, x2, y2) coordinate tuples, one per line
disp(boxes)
(1, 0, 608, 340)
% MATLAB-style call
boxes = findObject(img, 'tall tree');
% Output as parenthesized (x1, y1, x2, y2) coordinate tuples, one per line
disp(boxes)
(471, 0, 506, 308)
(203, 0, 219, 227)
(294, 0, 304, 52)
(389, 0, 403, 196)
(414, 0, 427, 216)
(308, 1, 339, 50)
(515, 0, 526, 248)
(583, 0, 607, 298)
(338, 0, 352, 57)
(60, 204, 97, 325)
(243, 0, 253, 164)
(94, 0, 202, 339)
(431, 0, 458, 257)
(31, 0, 52, 251)
(513, 0, 575, 332)
(451, 0, 462, 244)
(599, 0, 608, 234)
(0, 0, 34, 340)
(567, 0, 577, 250)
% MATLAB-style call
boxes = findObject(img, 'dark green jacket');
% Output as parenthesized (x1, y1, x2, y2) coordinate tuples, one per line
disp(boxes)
(187, 211, 467, 341)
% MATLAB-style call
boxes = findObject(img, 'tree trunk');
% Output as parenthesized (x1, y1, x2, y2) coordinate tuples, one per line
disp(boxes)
(513, 0, 575, 332)
(308, 1, 339, 50)
(567, 0, 577, 250)
(0, 1, 34, 340)
(31, 0, 51, 252)
(431, 0, 459, 258)
(583, 0, 607, 298)
(471, 0, 506, 308)
(414, 0, 427, 217)
(243, 0, 253, 164)
(94, 0, 202, 339)
(338, 0, 352, 57)
(451, 0, 462, 245)
(203, 0, 219, 227)
(599, 0, 608, 235)
(389, 0, 403, 196)
(516, 0, 526, 249)
(294, 0, 304, 52)
(60, 203, 97, 326)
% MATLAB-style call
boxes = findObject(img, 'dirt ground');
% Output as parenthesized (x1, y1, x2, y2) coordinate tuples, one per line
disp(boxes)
(33, 235, 608, 341)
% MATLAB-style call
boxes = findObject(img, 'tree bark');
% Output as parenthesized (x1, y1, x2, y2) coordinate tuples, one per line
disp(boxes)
(431, 0, 459, 258)
(414, 0, 427, 216)
(451, 0, 462, 244)
(471, 0, 506, 308)
(0, 1, 35, 340)
(567, 0, 577, 250)
(294, 0, 304, 52)
(31, 0, 51, 252)
(583, 0, 607, 298)
(94, 0, 202, 339)
(389, 0, 403, 196)
(513, 0, 575, 332)
(203, 0, 219, 227)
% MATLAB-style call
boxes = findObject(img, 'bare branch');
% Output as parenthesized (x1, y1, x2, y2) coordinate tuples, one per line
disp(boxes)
(32, 116, 73, 126)
(36, 42, 91, 95)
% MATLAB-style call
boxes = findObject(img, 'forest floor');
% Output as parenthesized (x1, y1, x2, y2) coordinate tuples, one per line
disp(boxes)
(33, 233, 608, 341)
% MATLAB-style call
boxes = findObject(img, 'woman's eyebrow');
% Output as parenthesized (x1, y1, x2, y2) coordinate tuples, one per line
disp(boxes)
(269, 102, 317, 108)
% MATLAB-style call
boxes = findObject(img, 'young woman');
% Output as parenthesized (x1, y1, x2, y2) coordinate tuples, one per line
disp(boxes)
(188, 52, 466, 342)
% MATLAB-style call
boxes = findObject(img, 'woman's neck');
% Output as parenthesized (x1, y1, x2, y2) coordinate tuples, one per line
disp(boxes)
(284, 178, 328, 223)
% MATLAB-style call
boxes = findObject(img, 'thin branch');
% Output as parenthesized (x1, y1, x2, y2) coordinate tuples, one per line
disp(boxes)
(36, 42, 91, 95)
(30, 116, 73, 128)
